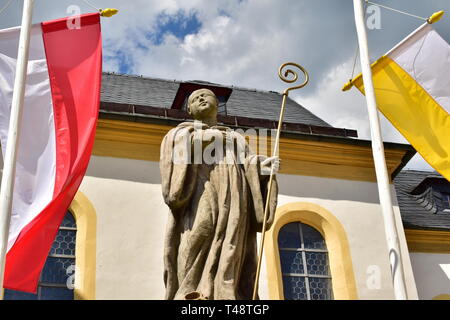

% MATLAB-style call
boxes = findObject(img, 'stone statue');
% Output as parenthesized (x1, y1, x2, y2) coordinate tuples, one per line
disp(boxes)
(160, 88, 279, 300)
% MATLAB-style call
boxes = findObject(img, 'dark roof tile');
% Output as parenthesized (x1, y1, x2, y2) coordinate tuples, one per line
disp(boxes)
(394, 170, 450, 231)
(100, 72, 331, 128)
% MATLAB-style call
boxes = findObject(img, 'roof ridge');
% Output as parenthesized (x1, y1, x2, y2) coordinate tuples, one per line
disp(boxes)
(103, 71, 181, 84)
(102, 71, 284, 96)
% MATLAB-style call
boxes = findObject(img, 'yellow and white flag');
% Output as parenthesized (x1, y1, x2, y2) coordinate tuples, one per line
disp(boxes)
(346, 22, 450, 181)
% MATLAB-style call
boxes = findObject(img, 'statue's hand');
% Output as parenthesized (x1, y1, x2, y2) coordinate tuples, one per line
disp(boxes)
(260, 156, 280, 176)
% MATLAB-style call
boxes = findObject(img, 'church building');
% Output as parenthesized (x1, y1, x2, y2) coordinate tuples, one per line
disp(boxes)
(3, 72, 450, 300)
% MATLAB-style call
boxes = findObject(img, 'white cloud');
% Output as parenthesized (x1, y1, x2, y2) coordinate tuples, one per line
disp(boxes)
(0, 0, 447, 173)
(299, 56, 434, 171)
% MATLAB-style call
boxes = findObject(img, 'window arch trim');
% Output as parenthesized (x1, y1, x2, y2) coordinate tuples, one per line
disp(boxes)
(69, 191, 97, 300)
(264, 202, 358, 300)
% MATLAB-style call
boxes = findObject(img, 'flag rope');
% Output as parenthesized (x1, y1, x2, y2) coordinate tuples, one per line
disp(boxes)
(350, 44, 359, 80)
(366, 1, 428, 22)
(349, 1, 368, 83)
(79, 1, 118, 17)
(80, 0, 100, 12)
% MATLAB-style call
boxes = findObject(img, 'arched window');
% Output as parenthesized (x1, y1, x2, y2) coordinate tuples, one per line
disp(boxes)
(278, 222, 333, 300)
(4, 211, 76, 300)
(265, 202, 357, 300)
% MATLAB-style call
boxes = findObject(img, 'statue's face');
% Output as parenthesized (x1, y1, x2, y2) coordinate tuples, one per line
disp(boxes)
(188, 89, 218, 121)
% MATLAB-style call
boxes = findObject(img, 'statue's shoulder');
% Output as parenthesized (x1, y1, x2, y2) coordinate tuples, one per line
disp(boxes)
(162, 122, 195, 144)
(177, 121, 195, 129)
(165, 122, 194, 134)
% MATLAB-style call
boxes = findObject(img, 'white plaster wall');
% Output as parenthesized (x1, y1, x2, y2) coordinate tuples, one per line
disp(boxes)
(81, 156, 167, 299)
(79, 155, 418, 300)
(409, 253, 450, 299)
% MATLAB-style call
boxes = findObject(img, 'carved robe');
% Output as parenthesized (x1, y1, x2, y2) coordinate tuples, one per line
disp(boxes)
(160, 122, 278, 300)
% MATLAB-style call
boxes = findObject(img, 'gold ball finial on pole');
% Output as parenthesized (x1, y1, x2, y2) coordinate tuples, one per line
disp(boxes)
(427, 10, 445, 24)
(100, 8, 118, 17)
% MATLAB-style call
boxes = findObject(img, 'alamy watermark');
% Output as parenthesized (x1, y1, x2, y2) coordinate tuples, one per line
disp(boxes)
(67, 5, 81, 30)
(366, 265, 381, 290)
(169, 122, 278, 174)
(366, 4, 381, 30)
(66, 264, 76, 290)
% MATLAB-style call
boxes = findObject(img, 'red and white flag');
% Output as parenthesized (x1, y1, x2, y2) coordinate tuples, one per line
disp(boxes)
(0, 13, 102, 292)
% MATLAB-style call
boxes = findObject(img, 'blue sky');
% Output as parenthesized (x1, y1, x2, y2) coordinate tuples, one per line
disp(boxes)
(106, 9, 203, 74)
(1, 0, 450, 171)
(151, 10, 202, 46)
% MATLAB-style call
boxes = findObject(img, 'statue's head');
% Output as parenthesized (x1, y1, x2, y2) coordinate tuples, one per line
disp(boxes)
(187, 89, 218, 123)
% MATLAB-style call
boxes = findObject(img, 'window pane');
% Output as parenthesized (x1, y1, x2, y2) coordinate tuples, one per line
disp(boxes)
(282, 276, 307, 300)
(301, 224, 326, 250)
(50, 229, 76, 256)
(40, 287, 74, 300)
(217, 96, 227, 115)
(278, 223, 301, 248)
(305, 252, 331, 276)
(5, 211, 76, 300)
(279, 250, 304, 274)
(308, 277, 333, 300)
(60, 212, 76, 228)
(278, 222, 334, 300)
(40, 257, 75, 284)
(4, 289, 38, 300)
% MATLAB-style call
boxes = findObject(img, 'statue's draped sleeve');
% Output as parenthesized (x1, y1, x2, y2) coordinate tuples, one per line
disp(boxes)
(160, 124, 199, 299)
(244, 155, 278, 232)
(160, 124, 198, 213)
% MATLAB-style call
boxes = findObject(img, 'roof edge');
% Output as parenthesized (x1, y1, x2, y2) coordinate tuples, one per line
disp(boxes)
(391, 148, 417, 180)
(98, 108, 414, 153)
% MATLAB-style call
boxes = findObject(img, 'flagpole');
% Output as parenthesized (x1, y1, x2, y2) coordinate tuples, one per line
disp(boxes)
(352, 0, 408, 300)
(0, 0, 35, 299)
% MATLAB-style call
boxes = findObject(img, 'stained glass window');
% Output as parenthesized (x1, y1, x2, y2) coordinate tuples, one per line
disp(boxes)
(278, 222, 333, 300)
(4, 211, 76, 300)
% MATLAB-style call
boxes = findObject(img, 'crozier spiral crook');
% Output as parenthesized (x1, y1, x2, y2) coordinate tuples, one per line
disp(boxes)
(278, 62, 309, 94)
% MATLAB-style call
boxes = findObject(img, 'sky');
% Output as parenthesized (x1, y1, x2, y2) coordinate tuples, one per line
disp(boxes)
(1, 0, 450, 171)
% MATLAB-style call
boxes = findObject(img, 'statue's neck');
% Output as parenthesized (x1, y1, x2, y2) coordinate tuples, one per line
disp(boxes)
(194, 118, 217, 127)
